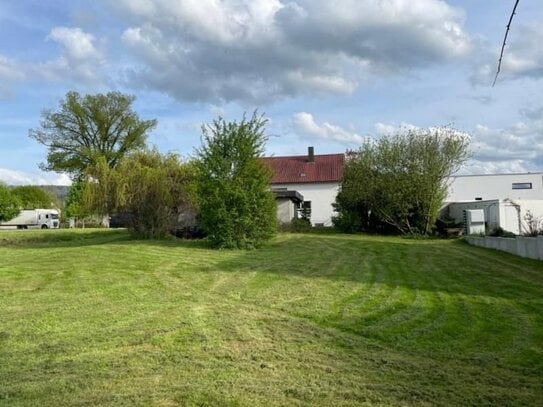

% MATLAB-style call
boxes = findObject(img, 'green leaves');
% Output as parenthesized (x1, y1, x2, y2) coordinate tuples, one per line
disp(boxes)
(84, 149, 197, 239)
(10, 186, 56, 210)
(195, 112, 276, 249)
(0, 183, 21, 222)
(29, 91, 156, 179)
(65, 178, 88, 220)
(335, 128, 470, 235)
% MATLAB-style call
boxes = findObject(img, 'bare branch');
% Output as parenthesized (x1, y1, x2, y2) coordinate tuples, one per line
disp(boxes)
(493, 0, 520, 87)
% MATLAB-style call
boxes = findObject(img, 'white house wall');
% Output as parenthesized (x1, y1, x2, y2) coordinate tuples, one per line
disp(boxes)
(272, 182, 339, 226)
(276, 198, 296, 224)
(446, 173, 543, 202)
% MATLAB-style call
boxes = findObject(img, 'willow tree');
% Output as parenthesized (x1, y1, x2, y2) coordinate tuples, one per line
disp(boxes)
(84, 149, 197, 238)
(334, 128, 470, 235)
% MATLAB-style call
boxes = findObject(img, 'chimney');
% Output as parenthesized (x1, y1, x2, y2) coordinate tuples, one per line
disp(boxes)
(307, 146, 314, 162)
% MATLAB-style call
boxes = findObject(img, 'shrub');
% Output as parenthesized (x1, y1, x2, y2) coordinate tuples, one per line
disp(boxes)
(523, 210, 543, 237)
(488, 227, 516, 238)
(289, 217, 312, 232)
(335, 128, 470, 235)
(195, 112, 276, 249)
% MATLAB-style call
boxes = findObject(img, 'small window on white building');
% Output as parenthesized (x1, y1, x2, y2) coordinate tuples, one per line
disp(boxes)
(298, 201, 311, 220)
(512, 182, 532, 190)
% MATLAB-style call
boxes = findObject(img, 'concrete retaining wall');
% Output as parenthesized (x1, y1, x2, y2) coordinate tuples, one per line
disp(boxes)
(465, 236, 543, 261)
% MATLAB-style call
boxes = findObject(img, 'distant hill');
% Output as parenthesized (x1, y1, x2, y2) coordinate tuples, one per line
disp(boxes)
(8, 185, 70, 206)
(40, 185, 70, 204)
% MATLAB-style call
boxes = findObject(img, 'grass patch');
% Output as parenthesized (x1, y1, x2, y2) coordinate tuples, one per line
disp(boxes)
(1, 229, 542, 405)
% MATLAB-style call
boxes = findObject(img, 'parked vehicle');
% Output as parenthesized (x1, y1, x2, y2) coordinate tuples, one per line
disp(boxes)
(0, 209, 60, 229)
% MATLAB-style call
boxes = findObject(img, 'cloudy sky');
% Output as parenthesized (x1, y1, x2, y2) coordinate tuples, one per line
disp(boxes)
(1, 0, 542, 185)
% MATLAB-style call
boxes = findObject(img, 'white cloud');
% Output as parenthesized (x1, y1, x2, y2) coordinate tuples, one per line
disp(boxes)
(34, 27, 105, 84)
(293, 112, 365, 144)
(0, 55, 25, 99)
(47, 27, 101, 61)
(0, 27, 104, 92)
(115, 0, 472, 103)
(465, 108, 543, 173)
(119, 0, 283, 45)
(286, 71, 357, 94)
(0, 56, 25, 81)
(462, 160, 529, 175)
(0, 168, 72, 186)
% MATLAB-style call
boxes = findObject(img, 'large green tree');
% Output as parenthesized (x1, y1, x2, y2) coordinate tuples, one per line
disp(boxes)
(10, 186, 56, 209)
(0, 183, 21, 222)
(334, 128, 470, 235)
(195, 112, 276, 249)
(29, 91, 156, 178)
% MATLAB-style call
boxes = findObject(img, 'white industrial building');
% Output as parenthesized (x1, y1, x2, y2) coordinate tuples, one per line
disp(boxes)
(443, 173, 543, 235)
(446, 173, 543, 202)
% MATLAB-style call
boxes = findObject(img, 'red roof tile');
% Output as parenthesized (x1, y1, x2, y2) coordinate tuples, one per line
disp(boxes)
(262, 153, 344, 184)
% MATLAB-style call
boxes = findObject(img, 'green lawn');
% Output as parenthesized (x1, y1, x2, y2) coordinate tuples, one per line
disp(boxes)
(1, 229, 542, 406)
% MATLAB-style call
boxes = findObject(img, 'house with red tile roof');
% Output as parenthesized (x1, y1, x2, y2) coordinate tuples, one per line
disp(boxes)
(262, 147, 344, 226)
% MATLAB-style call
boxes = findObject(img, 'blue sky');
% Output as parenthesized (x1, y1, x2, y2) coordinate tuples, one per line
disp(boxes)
(1, 0, 542, 185)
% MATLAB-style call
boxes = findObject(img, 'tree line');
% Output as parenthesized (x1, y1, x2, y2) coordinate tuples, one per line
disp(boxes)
(29, 92, 275, 248)
(1, 91, 470, 246)
(0, 184, 59, 221)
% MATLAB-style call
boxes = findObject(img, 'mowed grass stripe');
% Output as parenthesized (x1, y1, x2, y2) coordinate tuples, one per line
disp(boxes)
(0, 229, 542, 405)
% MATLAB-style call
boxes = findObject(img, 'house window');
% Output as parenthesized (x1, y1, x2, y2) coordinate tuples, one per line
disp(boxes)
(299, 201, 311, 220)
(512, 182, 532, 190)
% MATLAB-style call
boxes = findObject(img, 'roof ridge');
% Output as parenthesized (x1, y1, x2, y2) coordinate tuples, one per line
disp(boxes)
(262, 153, 344, 159)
